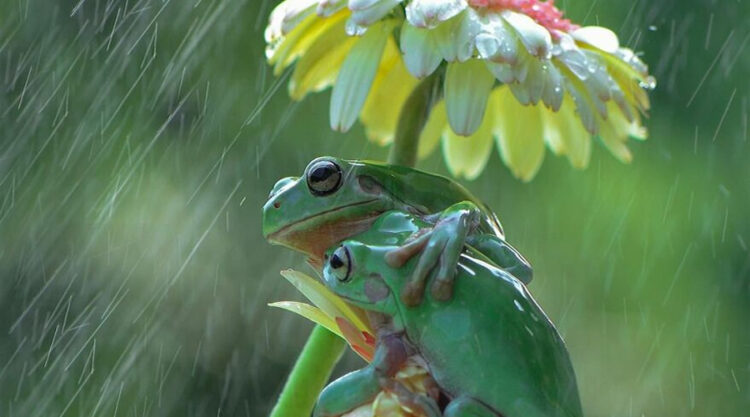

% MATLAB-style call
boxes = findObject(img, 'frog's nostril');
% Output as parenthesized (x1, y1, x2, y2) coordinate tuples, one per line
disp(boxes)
(273, 202, 281, 209)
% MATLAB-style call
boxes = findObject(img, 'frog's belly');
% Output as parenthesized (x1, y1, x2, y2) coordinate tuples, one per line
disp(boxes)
(408, 305, 578, 417)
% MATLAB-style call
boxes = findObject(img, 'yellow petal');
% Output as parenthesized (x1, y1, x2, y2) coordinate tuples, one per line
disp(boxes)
(599, 123, 633, 163)
(442, 98, 494, 180)
(290, 14, 355, 100)
(556, 95, 592, 169)
(540, 108, 564, 155)
(492, 88, 545, 181)
(360, 37, 418, 145)
(417, 100, 446, 159)
(279, 269, 372, 333)
(271, 9, 349, 75)
(268, 301, 342, 337)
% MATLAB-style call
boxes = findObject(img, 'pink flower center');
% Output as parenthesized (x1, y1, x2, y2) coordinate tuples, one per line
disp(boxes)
(468, 0, 578, 33)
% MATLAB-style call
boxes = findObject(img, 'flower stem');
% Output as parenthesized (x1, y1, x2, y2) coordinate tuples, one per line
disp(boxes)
(269, 325, 346, 417)
(388, 71, 442, 167)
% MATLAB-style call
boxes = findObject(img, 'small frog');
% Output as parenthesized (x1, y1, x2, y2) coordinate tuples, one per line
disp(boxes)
(314, 212, 583, 417)
(263, 157, 532, 305)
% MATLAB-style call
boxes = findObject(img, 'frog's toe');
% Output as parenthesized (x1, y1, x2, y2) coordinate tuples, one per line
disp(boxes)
(431, 276, 454, 301)
(386, 231, 431, 268)
(401, 282, 425, 307)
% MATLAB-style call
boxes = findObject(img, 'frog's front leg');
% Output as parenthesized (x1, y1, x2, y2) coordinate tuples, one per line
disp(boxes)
(386, 201, 481, 306)
(465, 234, 533, 284)
(314, 334, 440, 417)
(444, 396, 503, 417)
(313, 365, 382, 417)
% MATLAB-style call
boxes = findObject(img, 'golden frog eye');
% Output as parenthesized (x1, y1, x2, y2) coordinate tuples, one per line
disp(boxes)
(329, 246, 352, 283)
(306, 159, 342, 196)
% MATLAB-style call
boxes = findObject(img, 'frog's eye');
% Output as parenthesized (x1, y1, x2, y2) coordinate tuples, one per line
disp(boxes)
(329, 246, 352, 283)
(307, 160, 342, 196)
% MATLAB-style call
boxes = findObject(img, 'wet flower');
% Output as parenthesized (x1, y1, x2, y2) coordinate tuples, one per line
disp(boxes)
(265, 0, 655, 181)
(270, 269, 438, 417)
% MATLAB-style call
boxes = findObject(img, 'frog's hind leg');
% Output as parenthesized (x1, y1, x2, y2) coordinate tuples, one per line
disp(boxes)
(443, 396, 503, 417)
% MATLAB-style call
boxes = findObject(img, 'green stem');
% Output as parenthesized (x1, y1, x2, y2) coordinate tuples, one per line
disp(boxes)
(388, 71, 442, 167)
(269, 325, 346, 417)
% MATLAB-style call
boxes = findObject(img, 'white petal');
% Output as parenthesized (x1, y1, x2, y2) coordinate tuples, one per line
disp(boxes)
(572, 26, 620, 53)
(445, 60, 495, 136)
(485, 62, 516, 84)
(523, 58, 547, 104)
(508, 82, 531, 105)
(475, 15, 518, 64)
(433, 17, 462, 62)
(492, 88, 545, 181)
(349, 0, 382, 10)
(442, 100, 494, 180)
(317, 0, 347, 16)
(554, 32, 592, 81)
(349, 0, 400, 27)
(406, 0, 467, 29)
(455, 8, 481, 62)
(267, 0, 319, 39)
(330, 20, 392, 131)
(400, 24, 442, 78)
(541, 62, 564, 111)
(502, 11, 552, 58)
(565, 79, 598, 134)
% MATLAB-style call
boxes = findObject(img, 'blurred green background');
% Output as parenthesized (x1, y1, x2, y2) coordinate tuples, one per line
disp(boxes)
(1, 1, 748, 416)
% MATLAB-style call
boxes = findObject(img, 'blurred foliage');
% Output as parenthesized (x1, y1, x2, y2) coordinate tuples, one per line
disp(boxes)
(0, 0, 748, 416)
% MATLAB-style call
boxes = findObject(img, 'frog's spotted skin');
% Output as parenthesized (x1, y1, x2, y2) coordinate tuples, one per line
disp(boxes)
(263, 156, 532, 299)
(316, 212, 583, 417)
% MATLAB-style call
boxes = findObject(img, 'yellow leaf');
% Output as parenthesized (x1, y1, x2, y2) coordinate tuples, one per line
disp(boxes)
(268, 301, 342, 337)
(280, 269, 372, 333)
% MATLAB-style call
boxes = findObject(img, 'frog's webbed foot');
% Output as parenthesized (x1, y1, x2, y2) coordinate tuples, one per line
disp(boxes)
(385, 202, 479, 306)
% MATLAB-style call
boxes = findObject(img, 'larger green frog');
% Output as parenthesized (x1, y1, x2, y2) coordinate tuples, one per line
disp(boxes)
(314, 211, 583, 417)
(263, 157, 532, 305)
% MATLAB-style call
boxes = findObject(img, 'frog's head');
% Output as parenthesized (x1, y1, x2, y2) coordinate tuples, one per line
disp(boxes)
(263, 157, 398, 265)
(322, 242, 400, 317)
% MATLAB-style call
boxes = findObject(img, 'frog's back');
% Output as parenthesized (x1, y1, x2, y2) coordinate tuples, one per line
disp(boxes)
(350, 160, 504, 237)
(402, 255, 582, 417)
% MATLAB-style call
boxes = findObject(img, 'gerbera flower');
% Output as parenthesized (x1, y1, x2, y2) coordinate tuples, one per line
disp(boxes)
(270, 269, 438, 417)
(265, 0, 655, 180)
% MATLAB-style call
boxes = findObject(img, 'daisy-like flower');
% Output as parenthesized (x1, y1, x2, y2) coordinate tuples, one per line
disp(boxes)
(265, 0, 655, 180)
(270, 269, 438, 417)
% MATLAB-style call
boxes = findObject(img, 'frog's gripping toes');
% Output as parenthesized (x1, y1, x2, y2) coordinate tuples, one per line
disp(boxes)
(385, 201, 532, 306)
(385, 201, 479, 306)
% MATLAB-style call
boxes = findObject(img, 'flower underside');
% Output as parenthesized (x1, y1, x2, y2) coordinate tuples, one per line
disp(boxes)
(265, 0, 656, 181)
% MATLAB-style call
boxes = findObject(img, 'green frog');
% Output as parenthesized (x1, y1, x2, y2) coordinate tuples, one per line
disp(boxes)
(262, 157, 532, 305)
(314, 211, 583, 417)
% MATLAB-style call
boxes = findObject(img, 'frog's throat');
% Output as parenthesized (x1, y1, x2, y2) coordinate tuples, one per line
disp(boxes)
(268, 203, 381, 263)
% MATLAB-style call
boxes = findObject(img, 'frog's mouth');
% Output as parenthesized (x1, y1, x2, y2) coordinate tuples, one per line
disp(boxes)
(267, 199, 382, 264)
